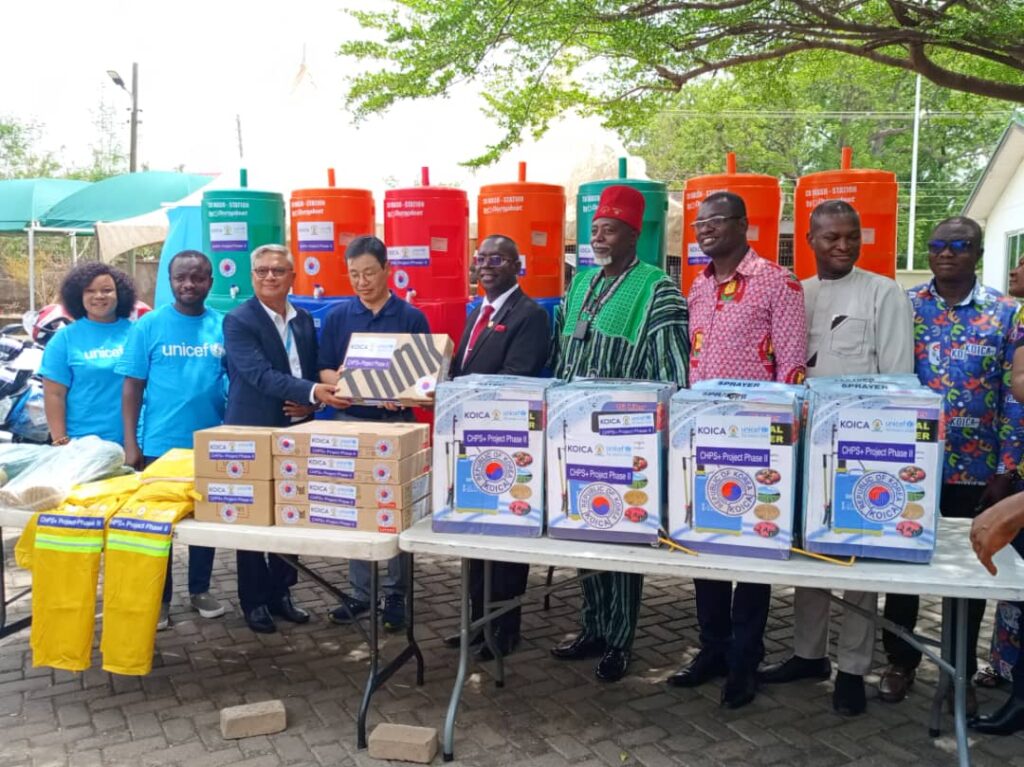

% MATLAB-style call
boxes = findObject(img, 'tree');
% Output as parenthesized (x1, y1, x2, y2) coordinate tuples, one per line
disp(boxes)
(65, 100, 128, 181)
(0, 116, 60, 179)
(343, 0, 1024, 165)
(625, 51, 1017, 267)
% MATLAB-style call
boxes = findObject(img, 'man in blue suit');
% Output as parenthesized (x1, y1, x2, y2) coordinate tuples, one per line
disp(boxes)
(223, 244, 348, 633)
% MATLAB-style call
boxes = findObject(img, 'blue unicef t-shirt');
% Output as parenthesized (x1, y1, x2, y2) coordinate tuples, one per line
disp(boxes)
(39, 317, 132, 444)
(115, 305, 227, 457)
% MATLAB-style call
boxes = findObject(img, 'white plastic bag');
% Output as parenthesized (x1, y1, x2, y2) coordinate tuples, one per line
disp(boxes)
(0, 436, 126, 510)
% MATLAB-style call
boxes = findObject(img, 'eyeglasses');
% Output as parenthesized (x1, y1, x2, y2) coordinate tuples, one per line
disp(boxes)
(473, 253, 515, 267)
(252, 266, 292, 279)
(348, 269, 385, 283)
(691, 215, 741, 231)
(928, 239, 974, 255)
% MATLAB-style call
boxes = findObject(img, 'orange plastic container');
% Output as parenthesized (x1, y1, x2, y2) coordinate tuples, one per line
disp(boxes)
(383, 167, 469, 304)
(477, 162, 565, 299)
(793, 147, 899, 280)
(681, 153, 782, 294)
(290, 169, 375, 297)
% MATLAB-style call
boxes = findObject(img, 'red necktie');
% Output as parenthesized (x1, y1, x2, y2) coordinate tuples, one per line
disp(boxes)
(464, 304, 494, 363)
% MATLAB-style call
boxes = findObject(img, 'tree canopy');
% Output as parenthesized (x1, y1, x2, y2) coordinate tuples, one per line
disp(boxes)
(343, 0, 1024, 165)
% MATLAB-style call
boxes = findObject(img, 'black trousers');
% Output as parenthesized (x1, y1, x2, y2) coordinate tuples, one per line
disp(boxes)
(883, 483, 987, 675)
(469, 559, 529, 636)
(694, 579, 771, 672)
(236, 551, 298, 615)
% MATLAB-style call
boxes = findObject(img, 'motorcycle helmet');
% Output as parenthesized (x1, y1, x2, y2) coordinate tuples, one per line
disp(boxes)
(27, 304, 72, 346)
(130, 300, 152, 321)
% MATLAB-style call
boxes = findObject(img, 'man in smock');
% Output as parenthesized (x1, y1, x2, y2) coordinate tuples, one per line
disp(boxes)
(671, 191, 806, 709)
(548, 185, 689, 682)
(757, 200, 913, 715)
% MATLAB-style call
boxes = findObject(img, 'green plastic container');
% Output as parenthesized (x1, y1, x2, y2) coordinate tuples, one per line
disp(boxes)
(576, 158, 668, 270)
(202, 171, 285, 311)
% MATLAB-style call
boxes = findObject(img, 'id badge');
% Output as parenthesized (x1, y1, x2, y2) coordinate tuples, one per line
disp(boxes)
(572, 319, 590, 341)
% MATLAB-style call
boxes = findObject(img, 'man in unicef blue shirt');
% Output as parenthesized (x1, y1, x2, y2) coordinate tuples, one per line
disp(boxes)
(117, 250, 228, 631)
(317, 235, 429, 633)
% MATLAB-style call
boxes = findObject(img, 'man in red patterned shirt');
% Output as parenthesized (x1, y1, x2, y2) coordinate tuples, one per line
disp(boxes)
(668, 191, 807, 709)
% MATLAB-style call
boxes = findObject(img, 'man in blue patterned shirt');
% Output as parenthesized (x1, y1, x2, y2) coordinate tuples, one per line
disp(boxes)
(880, 216, 1023, 712)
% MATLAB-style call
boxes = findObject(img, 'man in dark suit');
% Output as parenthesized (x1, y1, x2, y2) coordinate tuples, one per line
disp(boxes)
(223, 244, 348, 633)
(445, 234, 550, 659)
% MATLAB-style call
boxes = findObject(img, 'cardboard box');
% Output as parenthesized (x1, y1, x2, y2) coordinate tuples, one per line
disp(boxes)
(668, 381, 803, 560)
(275, 472, 431, 507)
(273, 449, 431, 485)
(276, 494, 430, 533)
(431, 375, 558, 537)
(194, 426, 275, 480)
(803, 377, 944, 562)
(272, 421, 430, 459)
(194, 478, 274, 526)
(546, 380, 675, 545)
(333, 333, 454, 406)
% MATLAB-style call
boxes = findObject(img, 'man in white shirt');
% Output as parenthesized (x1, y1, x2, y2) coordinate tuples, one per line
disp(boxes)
(758, 200, 914, 715)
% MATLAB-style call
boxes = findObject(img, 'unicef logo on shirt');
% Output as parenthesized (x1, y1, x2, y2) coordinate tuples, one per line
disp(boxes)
(853, 472, 906, 523)
(706, 468, 756, 517)
(471, 450, 517, 495)
(578, 483, 624, 530)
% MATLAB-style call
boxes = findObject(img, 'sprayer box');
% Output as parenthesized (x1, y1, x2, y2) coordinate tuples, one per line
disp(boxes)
(802, 378, 944, 563)
(335, 333, 454, 406)
(545, 380, 674, 545)
(668, 382, 803, 560)
(431, 375, 557, 537)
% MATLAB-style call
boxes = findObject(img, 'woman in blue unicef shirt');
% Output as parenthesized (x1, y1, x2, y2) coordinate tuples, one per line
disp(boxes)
(40, 262, 136, 446)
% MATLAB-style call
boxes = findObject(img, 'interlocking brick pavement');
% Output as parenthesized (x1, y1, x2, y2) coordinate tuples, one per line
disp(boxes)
(1, 530, 1022, 766)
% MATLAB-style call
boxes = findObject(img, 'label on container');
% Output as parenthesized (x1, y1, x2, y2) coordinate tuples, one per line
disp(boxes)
(206, 483, 255, 504)
(518, 254, 527, 276)
(308, 482, 358, 506)
(387, 245, 430, 267)
(208, 440, 256, 460)
(209, 222, 248, 252)
(297, 221, 334, 252)
(310, 434, 360, 457)
(748, 225, 760, 242)
(309, 503, 358, 527)
(531, 231, 548, 247)
(576, 244, 595, 267)
(687, 242, 710, 266)
(430, 237, 449, 253)
(863, 227, 876, 245)
(344, 336, 398, 370)
(308, 457, 357, 479)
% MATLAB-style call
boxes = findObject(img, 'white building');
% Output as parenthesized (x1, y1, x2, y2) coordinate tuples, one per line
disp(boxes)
(964, 120, 1024, 292)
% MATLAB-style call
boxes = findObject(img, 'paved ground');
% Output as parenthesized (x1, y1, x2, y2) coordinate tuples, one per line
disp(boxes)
(0, 532, 1022, 767)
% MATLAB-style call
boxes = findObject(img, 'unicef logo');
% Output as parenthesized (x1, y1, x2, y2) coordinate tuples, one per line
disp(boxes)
(579, 483, 624, 529)
(304, 256, 321, 276)
(853, 472, 906, 523)
(471, 450, 517, 495)
(219, 259, 237, 278)
(706, 468, 756, 517)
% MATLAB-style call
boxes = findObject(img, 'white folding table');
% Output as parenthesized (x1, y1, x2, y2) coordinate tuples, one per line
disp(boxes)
(0, 507, 424, 749)
(399, 517, 1024, 766)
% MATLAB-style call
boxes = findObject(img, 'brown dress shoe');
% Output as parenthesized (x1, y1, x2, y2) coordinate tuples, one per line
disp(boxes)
(878, 664, 916, 703)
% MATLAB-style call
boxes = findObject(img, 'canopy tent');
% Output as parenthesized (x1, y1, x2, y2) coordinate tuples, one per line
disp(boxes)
(0, 178, 91, 232)
(95, 207, 170, 262)
(38, 171, 212, 231)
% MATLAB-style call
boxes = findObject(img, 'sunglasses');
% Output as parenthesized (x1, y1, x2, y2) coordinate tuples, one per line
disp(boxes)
(473, 253, 516, 267)
(927, 239, 974, 255)
(691, 215, 741, 231)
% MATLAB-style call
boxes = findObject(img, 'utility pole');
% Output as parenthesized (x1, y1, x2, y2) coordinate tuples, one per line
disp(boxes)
(129, 62, 139, 172)
(236, 114, 244, 159)
(906, 74, 922, 271)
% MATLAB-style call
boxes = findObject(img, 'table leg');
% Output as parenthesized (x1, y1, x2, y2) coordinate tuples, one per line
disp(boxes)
(405, 553, 424, 686)
(0, 529, 31, 639)
(356, 561, 380, 749)
(929, 597, 954, 737)
(953, 598, 970, 767)
(443, 558, 472, 762)
(481, 560, 505, 689)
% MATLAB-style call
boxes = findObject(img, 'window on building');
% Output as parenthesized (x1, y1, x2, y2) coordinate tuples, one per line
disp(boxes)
(1009, 231, 1024, 274)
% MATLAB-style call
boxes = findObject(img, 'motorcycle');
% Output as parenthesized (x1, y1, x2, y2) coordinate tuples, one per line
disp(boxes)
(0, 310, 55, 444)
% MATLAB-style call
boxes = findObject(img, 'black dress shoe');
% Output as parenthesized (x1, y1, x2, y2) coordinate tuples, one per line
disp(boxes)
(595, 648, 630, 682)
(832, 671, 866, 716)
(268, 595, 310, 624)
(721, 669, 757, 709)
(474, 630, 520, 662)
(969, 696, 1024, 735)
(245, 605, 277, 634)
(667, 650, 728, 688)
(758, 655, 832, 684)
(550, 634, 607, 660)
(444, 631, 483, 649)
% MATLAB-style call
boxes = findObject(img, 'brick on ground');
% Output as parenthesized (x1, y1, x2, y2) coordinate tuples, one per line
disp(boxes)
(219, 700, 286, 740)
(367, 723, 438, 764)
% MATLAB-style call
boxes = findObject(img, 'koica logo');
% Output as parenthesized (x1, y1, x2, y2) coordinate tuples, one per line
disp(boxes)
(698, 426, 727, 435)
(226, 461, 244, 478)
(304, 256, 320, 275)
(277, 436, 296, 453)
(280, 506, 301, 524)
(377, 509, 397, 532)
(567, 444, 595, 454)
(373, 465, 391, 482)
(219, 259, 236, 277)
(220, 506, 239, 523)
(375, 439, 394, 457)
(464, 410, 495, 420)
(280, 461, 299, 477)
(279, 481, 298, 498)
(840, 420, 872, 429)
(376, 487, 396, 507)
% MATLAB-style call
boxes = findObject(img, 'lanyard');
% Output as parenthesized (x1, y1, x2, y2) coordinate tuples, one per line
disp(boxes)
(283, 322, 294, 356)
(570, 258, 639, 343)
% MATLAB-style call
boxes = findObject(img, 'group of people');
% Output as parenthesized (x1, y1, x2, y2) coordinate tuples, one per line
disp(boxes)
(34, 182, 1024, 737)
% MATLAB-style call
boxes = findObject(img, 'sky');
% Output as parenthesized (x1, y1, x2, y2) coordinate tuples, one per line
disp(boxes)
(0, 0, 631, 199)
